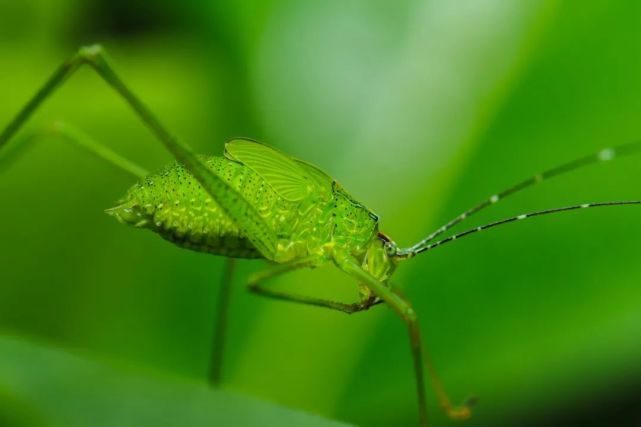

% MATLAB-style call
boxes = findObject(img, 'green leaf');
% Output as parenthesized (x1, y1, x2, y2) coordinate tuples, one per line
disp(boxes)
(0, 334, 351, 427)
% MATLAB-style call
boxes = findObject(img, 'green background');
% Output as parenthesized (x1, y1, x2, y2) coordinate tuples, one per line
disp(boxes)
(1, 1, 641, 426)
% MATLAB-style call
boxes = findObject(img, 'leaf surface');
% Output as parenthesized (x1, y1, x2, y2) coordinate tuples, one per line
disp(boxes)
(0, 334, 352, 427)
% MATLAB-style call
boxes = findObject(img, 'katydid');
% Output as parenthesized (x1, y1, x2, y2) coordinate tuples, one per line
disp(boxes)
(2, 45, 641, 427)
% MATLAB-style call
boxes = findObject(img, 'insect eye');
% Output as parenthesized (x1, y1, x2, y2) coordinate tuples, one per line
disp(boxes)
(368, 212, 379, 222)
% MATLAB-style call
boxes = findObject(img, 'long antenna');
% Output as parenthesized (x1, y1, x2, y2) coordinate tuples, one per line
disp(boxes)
(408, 141, 641, 253)
(396, 200, 641, 257)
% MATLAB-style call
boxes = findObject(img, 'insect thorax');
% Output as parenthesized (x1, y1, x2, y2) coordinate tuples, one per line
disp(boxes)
(329, 182, 380, 258)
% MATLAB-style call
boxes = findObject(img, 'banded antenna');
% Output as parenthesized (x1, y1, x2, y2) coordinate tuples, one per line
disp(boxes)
(397, 200, 641, 256)
(399, 142, 641, 256)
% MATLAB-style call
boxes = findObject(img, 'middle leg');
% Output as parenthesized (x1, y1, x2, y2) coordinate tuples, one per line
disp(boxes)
(248, 257, 383, 314)
(209, 257, 236, 386)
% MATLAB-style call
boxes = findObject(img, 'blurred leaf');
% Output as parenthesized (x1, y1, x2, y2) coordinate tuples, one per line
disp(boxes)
(0, 334, 351, 427)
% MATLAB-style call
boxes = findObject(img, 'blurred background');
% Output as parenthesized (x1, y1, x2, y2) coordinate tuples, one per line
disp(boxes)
(1, 1, 641, 426)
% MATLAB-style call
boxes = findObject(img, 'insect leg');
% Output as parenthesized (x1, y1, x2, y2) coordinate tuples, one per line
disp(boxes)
(209, 257, 236, 387)
(0, 121, 148, 179)
(339, 256, 474, 427)
(248, 257, 381, 314)
(0, 45, 278, 259)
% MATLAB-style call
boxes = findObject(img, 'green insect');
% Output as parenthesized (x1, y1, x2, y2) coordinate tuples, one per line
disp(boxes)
(2, 45, 641, 427)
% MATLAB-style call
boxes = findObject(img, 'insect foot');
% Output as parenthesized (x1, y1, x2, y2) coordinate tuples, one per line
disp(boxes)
(444, 395, 477, 420)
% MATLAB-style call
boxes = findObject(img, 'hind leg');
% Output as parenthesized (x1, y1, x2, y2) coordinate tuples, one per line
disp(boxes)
(0, 121, 147, 179)
(0, 45, 278, 259)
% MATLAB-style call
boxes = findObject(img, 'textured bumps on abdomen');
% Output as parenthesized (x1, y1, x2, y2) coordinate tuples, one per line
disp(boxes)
(107, 156, 266, 258)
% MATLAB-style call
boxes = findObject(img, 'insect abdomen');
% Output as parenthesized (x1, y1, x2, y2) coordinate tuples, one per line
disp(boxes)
(107, 155, 281, 259)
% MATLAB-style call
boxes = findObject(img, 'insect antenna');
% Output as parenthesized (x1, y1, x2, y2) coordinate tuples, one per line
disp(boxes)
(408, 141, 641, 253)
(396, 200, 641, 257)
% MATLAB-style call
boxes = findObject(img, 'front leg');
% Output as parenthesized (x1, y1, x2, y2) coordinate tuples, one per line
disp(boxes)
(338, 256, 474, 427)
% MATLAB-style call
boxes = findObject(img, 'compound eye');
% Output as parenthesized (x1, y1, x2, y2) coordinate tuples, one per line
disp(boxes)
(368, 212, 379, 222)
